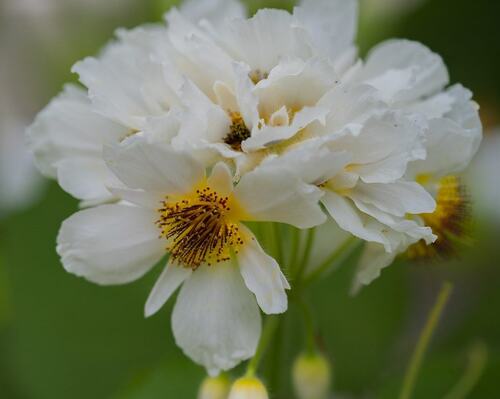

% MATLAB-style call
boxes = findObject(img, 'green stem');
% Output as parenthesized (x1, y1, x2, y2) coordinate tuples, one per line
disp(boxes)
(263, 223, 279, 261)
(294, 228, 316, 284)
(246, 316, 280, 377)
(296, 297, 316, 354)
(267, 317, 284, 393)
(303, 236, 360, 287)
(272, 223, 284, 266)
(443, 342, 488, 399)
(399, 282, 454, 399)
(289, 227, 301, 275)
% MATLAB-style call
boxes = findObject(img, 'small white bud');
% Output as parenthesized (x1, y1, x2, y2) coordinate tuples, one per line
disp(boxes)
(197, 375, 231, 399)
(292, 352, 332, 399)
(228, 376, 269, 399)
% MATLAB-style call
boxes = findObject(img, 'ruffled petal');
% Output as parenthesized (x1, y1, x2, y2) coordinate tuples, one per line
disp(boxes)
(179, 0, 246, 24)
(350, 181, 436, 218)
(408, 85, 482, 177)
(72, 27, 177, 129)
(26, 84, 125, 203)
(236, 164, 326, 229)
(294, 0, 358, 61)
(321, 190, 390, 249)
(357, 40, 449, 104)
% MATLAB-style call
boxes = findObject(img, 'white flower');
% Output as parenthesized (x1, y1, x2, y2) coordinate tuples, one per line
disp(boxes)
(56, 140, 326, 375)
(26, 0, 483, 375)
(348, 46, 482, 291)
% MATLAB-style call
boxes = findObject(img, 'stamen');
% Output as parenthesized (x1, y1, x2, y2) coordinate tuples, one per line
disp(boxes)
(224, 112, 251, 151)
(408, 175, 470, 260)
(249, 69, 268, 85)
(157, 186, 244, 269)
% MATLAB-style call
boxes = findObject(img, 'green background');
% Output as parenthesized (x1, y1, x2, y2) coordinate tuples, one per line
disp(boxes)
(1, 0, 499, 397)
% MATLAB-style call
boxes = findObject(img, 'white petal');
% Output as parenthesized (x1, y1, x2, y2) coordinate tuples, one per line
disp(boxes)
(73, 27, 176, 129)
(108, 187, 164, 210)
(315, 83, 386, 135)
(351, 181, 436, 217)
(408, 85, 482, 177)
(179, 0, 246, 24)
(104, 141, 204, 195)
(261, 138, 351, 185)
(327, 112, 425, 168)
(176, 79, 231, 144)
(358, 40, 449, 103)
(145, 261, 192, 317)
(294, 0, 358, 60)
(351, 244, 397, 295)
(220, 9, 310, 73)
(172, 261, 261, 376)
(233, 62, 260, 129)
(351, 198, 436, 245)
(237, 227, 289, 314)
(321, 190, 390, 248)
(243, 105, 328, 151)
(26, 84, 125, 183)
(255, 58, 337, 113)
(56, 158, 119, 203)
(236, 165, 326, 229)
(165, 9, 235, 96)
(57, 204, 165, 285)
(207, 162, 234, 196)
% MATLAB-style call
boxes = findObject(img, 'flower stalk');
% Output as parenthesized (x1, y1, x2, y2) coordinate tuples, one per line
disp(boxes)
(399, 281, 454, 399)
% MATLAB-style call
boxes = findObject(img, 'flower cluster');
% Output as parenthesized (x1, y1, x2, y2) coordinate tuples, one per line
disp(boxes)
(27, 0, 482, 377)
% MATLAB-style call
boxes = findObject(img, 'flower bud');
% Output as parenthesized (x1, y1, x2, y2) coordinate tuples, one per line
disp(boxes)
(292, 352, 332, 399)
(198, 375, 231, 399)
(228, 376, 269, 399)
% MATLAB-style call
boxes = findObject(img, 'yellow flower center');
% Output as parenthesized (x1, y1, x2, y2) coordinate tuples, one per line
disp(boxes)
(224, 112, 251, 151)
(157, 183, 246, 269)
(408, 175, 470, 259)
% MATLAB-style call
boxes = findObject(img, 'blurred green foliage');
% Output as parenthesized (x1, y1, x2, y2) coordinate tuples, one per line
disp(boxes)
(1, 0, 499, 398)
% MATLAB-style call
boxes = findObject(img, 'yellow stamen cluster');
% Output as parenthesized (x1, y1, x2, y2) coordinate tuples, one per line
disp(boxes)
(408, 175, 470, 259)
(157, 186, 244, 269)
(224, 112, 251, 151)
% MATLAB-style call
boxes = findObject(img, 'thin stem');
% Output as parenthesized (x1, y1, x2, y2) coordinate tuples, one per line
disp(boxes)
(294, 228, 316, 284)
(246, 316, 280, 377)
(272, 223, 284, 266)
(296, 297, 316, 354)
(399, 282, 454, 399)
(303, 236, 361, 287)
(263, 223, 279, 261)
(289, 227, 301, 275)
(443, 341, 488, 399)
(267, 317, 284, 393)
